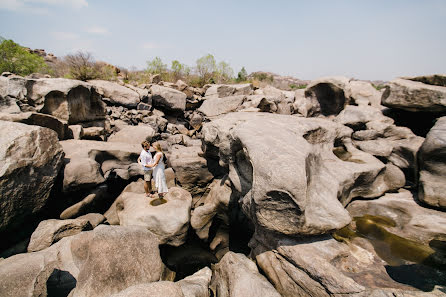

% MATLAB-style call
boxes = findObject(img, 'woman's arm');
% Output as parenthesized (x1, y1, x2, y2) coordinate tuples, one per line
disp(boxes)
(145, 153, 161, 168)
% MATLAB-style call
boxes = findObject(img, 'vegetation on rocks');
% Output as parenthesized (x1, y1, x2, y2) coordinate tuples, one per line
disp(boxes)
(0, 38, 49, 75)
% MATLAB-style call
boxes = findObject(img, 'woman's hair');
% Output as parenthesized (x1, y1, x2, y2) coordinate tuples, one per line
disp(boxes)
(153, 142, 163, 152)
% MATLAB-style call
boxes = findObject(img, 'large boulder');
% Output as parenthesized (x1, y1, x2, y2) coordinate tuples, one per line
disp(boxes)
(27, 218, 92, 252)
(108, 124, 156, 144)
(0, 76, 107, 124)
(109, 281, 185, 297)
(177, 267, 212, 297)
(198, 95, 246, 117)
(304, 76, 351, 116)
(0, 121, 64, 237)
(0, 111, 68, 139)
(116, 187, 192, 246)
(0, 225, 165, 297)
(204, 83, 252, 99)
(191, 177, 232, 240)
(210, 252, 281, 297)
(347, 80, 382, 107)
(168, 145, 214, 197)
(382, 78, 446, 112)
(88, 79, 140, 108)
(418, 116, 446, 209)
(150, 84, 187, 112)
(347, 189, 446, 244)
(60, 140, 141, 192)
(202, 113, 403, 241)
(71, 225, 165, 297)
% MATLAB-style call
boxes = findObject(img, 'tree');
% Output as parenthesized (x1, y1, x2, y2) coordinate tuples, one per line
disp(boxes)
(0, 39, 48, 76)
(216, 61, 234, 83)
(237, 67, 248, 82)
(146, 57, 167, 74)
(64, 51, 98, 81)
(171, 60, 190, 81)
(196, 54, 216, 84)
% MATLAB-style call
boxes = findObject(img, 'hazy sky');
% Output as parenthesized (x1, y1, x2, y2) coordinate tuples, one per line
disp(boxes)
(1, 0, 445, 81)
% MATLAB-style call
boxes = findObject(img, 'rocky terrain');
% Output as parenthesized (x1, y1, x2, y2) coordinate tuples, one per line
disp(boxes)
(0, 71, 445, 297)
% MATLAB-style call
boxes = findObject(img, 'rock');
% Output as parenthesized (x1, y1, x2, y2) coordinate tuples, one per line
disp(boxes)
(0, 249, 57, 297)
(76, 213, 105, 228)
(418, 116, 446, 209)
(168, 146, 214, 197)
(150, 84, 187, 112)
(405, 74, 446, 87)
(347, 189, 446, 244)
(304, 76, 351, 116)
(348, 80, 382, 107)
(60, 185, 109, 219)
(69, 124, 83, 139)
(0, 121, 64, 238)
(0, 111, 68, 139)
(381, 78, 446, 112)
(191, 177, 232, 240)
(0, 94, 20, 113)
(335, 105, 387, 129)
(104, 179, 145, 225)
(256, 238, 365, 297)
(0, 77, 106, 124)
(202, 113, 403, 241)
(109, 281, 185, 297)
(141, 114, 168, 132)
(210, 252, 281, 297)
(177, 267, 212, 297)
(189, 112, 203, 130)
(116, 187, 192, 246)
(198, 95, 246, 117)
(71, 225, 165, 297)
(176, 80, 189, 91)
(60, 140, 140, 192)
(151, 74, 161, 84)
(108, 125, 156, 144)
(242, 95, 277, 113)
(204, 84, 252, 99)
(27, 218, 92, 252)
(82, 126, 105, 140)
(136, 102, 151, 110)
(88, 79, 140, 108)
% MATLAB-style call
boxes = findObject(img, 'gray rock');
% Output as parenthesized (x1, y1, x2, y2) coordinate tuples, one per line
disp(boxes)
(109, 281, 185, 297)
(76, 213, 105, 227)
(204, 84, 252, 99)
(191, 177, 231, 240)
(382, 78, 446, 112)
(60, 185, 109, 219)
(116, 187, 192, 246)
(27, 218, 92, 252)
(198, 95, 246, 117)
(150, 84, 187, 112)
(418, 116, 446, 209)
(168, 146, 214, 197)
(0, 121, 64, 235)
(202, 113, 403, 240)
(178, 267, 212, 297)
(88, 79, 140, 108)
(210, 252, 281, 297)
(108, 124, 156, 144)
(69, 124, 83, 139)
(0, 94, 20, 113)
(405, 74, 446, 87)
(0, 111, 68, 139)
(71, 225, 165, 297)
(348, 80, 382, 107)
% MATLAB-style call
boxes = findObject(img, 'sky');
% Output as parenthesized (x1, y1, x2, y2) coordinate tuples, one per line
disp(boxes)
(0, 0, 445, 81)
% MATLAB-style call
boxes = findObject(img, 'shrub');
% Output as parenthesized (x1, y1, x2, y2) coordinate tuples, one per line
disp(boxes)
(215, 61, 234, 83)
(146, 57, 167, 75)
(63, 51, 98, 81)
(0, 39, 49, 76)
(289, 84, 307, 90)
(196, 54, 216, 85)
(236, 67, 248, 82)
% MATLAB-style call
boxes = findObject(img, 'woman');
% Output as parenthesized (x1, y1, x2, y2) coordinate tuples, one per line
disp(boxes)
(144, 142, 168, 198)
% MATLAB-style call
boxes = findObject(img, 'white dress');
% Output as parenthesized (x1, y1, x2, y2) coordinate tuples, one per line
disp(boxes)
(153, 152, 168, 193)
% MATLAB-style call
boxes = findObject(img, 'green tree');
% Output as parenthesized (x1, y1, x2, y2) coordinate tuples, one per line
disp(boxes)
(171, 60, 190, 81)
(146, 56, 167, 74)
(237, 67, 248, 82)
(0, 39, 48, 76)
(196, 54, 216, 84)
(216, 61, 233, 83)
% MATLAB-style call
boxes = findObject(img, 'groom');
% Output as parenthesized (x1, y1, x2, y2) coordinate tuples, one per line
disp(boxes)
(137, 140, 153, 197)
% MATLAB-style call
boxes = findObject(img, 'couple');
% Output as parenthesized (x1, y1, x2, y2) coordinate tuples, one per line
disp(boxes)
(138, 140, 168, 199)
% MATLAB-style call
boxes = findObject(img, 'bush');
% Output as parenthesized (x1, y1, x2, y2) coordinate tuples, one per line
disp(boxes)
(0, 39, 49, 76)
(196, 54, 216, 85)
(236, 67, 248, 82)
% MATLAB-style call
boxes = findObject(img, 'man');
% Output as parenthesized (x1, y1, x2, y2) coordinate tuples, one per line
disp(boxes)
(137, 140, 153, 197)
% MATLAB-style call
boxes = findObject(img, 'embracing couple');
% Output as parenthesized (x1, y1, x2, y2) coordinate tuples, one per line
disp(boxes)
(138, 140, 168, 199)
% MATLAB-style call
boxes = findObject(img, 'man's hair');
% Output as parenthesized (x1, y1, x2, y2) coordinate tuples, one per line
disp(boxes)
(141, 140, 150, 148)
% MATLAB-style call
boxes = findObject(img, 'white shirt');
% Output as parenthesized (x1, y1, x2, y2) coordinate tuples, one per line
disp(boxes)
(139, 149, 153, 171)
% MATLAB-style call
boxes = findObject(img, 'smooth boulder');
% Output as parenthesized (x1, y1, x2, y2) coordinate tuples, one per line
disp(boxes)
(150, 84, 187, 112)
(88, 79, 140, 108)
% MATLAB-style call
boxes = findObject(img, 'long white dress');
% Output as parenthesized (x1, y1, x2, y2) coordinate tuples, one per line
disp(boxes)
(153, 152, 168, 193)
